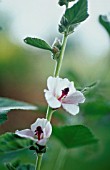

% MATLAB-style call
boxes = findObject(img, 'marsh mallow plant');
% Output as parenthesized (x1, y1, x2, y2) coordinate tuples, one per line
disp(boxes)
(0, 0, 99, 170)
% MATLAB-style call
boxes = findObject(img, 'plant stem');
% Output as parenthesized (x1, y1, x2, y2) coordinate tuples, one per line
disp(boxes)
(45, 33, 68, 122)
(54, 33, 68, 77)
(35, 154, 43, 170)
(46, 33, 68, 122)
(38, 33, 68, 170)
(46, 106, 55, 121)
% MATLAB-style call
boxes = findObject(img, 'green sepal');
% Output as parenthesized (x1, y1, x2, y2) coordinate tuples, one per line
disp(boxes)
(29, 143, 46, 154)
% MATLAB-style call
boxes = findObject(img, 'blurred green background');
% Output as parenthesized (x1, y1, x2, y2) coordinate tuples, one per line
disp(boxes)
(0, 0, 110, 170)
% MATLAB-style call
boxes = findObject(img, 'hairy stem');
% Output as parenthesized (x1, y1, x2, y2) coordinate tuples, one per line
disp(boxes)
(46, 33, 68, 122)
(54, 33, 68, 77)
(35, 154, 43, 170)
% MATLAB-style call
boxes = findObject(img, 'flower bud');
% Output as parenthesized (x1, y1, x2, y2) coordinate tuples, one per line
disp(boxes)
(52, 38, 62, 60)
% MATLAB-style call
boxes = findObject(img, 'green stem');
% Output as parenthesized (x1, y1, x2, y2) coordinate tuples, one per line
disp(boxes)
(46, 106, 55, 121)
(54, 33, 68, 77)
(46, 33, 68, 122)
(35, 154, 43, 170)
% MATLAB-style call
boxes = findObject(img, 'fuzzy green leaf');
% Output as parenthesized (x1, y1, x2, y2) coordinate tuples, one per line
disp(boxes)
(99, 15, 110, 36)
(17, 164, 34, 170)
(0, 110, 8, 125)
(65, 0, 89, 25)
(0, 97, 37, 125)
(5, 163, 16, 170)
(0, 133, 34, 153)
(81, 81, 99, 93)
(24, 37, 52, 51)
(53, 125, 98, 148)
(58, 0, 76, 6)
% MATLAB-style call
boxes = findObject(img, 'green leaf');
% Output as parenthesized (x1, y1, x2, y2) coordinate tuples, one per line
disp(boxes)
(53, 125, 98, 148)
(24, 37, 52, 51)
(81, 81, 99, 93)
(0, 133, 34, 153)
(59, 0, 89, 34)
(83, 99, 110, 119)
(5, 163, 34, 170)
(0, 110, 8, 125)
(17, 164, 34, 170)
(5, 163, 16, 170)
(99, 15, 110, 36)
(0, 97, 37, 125)
(64, 0, 89, 25)
(58, 0, 76, 6)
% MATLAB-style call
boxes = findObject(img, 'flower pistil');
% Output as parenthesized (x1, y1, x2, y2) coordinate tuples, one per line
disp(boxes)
(58, 87, 69, 101)
(35, 126, 43, 140)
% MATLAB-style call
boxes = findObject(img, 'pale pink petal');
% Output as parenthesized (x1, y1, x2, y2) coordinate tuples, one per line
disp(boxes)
(31, 118, 48, 132)
(43, 121, 52, 138)
(44, 90, 61, 108)
(37, 138, 48, 146)
(47, 76, 57, 93)
(55, 77, 72, 97)
(63, 91, 85, 104)
(62, 103, 79, 115)
(15, 129, 35, 140)
(68, 82, 76, 95)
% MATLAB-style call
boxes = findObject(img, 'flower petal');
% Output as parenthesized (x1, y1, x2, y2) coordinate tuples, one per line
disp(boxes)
(62, 103, 79, 115)
(47, 76, 57, 93)
(31, 118, 48, 132)
(44, 90, 61, 108)
(68, 81, 76, 95)
(15, 129, 35, 140)
(63, 91, 85, 104)
(37, 138, 48, 146)
(55, 77, 74, 97)
(47, 76, 76, 97)
(43, 121, 52, 138)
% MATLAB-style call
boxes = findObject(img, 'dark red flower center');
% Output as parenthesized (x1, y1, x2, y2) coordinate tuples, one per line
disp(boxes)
(35, 126, 43, 140)
(58, 87, 69, 101)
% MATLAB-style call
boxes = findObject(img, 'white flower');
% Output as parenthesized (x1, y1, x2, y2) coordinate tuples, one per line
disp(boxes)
(44, 76, 85, 115)
(15, 118, 52, 146)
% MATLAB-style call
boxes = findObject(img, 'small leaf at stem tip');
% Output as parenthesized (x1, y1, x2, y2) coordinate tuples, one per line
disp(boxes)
(59, 0, 89, 34)
(58, 0, 76, 6)
(24, 37, 52, 51)
(53, 125, 98, 148)
(0, 97, 37, 125)
(65, 0, 89, 25)
(99, 14, 110, 36)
